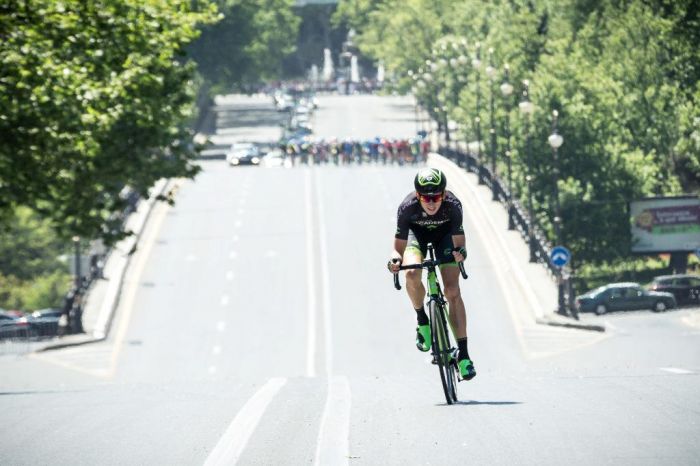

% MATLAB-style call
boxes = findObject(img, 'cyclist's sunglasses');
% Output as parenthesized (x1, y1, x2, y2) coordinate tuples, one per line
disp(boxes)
(418, 193, 444, 203)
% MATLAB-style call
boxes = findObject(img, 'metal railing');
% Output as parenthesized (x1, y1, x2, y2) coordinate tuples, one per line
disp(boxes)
(438, 145, 578, 318)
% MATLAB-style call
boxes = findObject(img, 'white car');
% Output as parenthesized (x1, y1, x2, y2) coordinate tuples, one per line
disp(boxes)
(226, 143, 261, 166)
(261, 149, 290, 168)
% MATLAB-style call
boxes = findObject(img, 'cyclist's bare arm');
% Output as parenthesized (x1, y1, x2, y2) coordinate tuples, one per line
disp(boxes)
(388, 238, 407, 273)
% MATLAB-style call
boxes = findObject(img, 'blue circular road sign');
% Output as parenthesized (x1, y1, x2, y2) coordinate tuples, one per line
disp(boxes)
(551, 246, 571, 268)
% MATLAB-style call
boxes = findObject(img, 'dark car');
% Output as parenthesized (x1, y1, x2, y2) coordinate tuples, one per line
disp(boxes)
(226, 142, 261, 166)
(29, 308, 63, 337)
(649, 274, 700, 305)
(0, 311, 36, 339)
(575, 282, 677, 315)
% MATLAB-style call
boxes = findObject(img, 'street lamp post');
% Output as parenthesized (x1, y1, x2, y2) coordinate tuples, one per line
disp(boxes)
(548, 109, 566, 315)
(472, 43, 483, 183)
(486, 48, 497, 199)
(500, 65, 515, 229)
(72, 235, 81, 289)
(518, 79, 537, 263)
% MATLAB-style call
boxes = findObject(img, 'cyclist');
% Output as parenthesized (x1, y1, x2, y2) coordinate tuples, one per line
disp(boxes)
(387, 168, 476, 380)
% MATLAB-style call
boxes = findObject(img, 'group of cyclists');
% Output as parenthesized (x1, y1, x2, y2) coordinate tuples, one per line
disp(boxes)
(279, 137, 431, 166)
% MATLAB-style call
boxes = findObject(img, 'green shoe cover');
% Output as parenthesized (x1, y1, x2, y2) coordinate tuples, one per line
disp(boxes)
(459, 358, 476, 380)
(415, 324, 431, 352)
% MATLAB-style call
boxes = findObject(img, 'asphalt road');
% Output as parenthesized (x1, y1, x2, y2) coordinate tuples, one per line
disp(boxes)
(1, 95, 698, 466)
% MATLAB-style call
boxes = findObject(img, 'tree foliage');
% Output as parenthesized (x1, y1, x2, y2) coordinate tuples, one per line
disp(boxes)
(336, 0, 700, 267)
(187, 0, 300, 93)
(0, 0, 219, 242)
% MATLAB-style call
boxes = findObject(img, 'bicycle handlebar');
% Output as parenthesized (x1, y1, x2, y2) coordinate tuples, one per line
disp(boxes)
(392, 260, 467, 290)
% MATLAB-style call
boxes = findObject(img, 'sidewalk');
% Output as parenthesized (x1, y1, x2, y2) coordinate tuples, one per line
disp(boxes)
(429, 153, 604, 332)
(35, 178, 175, 352)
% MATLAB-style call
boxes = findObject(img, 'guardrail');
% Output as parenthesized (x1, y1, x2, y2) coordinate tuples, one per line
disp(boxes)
(438, 145, 578, 318)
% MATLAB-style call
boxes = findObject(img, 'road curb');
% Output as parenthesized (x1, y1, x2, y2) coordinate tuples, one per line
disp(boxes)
(536, 317, 606, 332)
(36, 178, 175, 353)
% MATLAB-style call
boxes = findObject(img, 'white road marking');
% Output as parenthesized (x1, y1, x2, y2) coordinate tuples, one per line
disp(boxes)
(226, 271, 234, 281)
(208, 366, 217, 374)
(660, 367, 693, 375)
(237, 208, 245, 215)
(265, 250, 277, 258)
(216, 321, 226, 332)
(305, 170, 317, 377)
(314, 376, 351, 466)
(220, 295, 230, 306)
(234, 220, 242, 228)
(229, 251, 238, 260)
(203, 377, 287, 466)
(316, 169, 334, 377)
(313, 170, 349, 466)
(232, 235, 239, 242)
(212, 346, 222, 355)
(185, 253, 197, 262)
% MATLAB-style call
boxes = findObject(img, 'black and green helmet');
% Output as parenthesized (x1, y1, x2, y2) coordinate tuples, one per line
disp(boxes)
(414, 168, 446, 194)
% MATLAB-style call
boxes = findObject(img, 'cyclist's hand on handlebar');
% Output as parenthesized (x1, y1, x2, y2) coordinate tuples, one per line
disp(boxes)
(387, 257, 402, 274)
(451, 246, 467, 263)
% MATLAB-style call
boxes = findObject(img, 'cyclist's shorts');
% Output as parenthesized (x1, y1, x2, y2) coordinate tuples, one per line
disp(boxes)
(405, 231, 457, 267)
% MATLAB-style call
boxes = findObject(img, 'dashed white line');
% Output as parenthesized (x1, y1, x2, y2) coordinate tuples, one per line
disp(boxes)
(220, 295, 230, 306)
(229, 251, 238, 260)
(216, 321, 226, 332)
(660, 367, 693, 375)
(226, 271, 235, 281)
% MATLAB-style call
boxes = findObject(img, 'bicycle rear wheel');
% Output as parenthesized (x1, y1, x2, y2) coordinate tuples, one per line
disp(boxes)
(429, 301, 458, 404)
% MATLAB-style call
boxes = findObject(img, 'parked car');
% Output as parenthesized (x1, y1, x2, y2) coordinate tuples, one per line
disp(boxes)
(649, 274, 700, 305)
(226, 142, 261, 166)
(30, 308, 63, 337)
(575, 282, 677, 315)
(0, 310, 36, 339)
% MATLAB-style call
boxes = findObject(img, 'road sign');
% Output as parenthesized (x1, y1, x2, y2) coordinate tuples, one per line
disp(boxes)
(551, 246, 571, 268)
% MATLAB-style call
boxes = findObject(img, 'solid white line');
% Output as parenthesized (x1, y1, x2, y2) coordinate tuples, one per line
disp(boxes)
(314, 376, 351, 466)
(203, 377, 287, 466)
(315, 169, 333, 376)
(313, 170, 350, 466)
(305, 169, 317, 377)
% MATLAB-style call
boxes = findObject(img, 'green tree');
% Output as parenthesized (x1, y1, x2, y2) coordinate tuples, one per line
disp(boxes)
(336, 0, 699, 272)
(0, 0, 219, 243)
(188, 0, 300, 93)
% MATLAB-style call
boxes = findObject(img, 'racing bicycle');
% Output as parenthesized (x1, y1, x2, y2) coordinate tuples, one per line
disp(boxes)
(393, 244, 468, 405)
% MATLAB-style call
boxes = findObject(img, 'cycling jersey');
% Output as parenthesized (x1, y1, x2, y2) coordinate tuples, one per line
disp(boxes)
(395, 190, 465, 246)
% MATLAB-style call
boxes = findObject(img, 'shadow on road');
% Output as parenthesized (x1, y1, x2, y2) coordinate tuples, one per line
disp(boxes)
(437, 400, 523, 407)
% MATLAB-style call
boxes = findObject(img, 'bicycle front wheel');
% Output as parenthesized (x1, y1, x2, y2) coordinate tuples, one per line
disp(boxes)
(429, 301, 458, 404)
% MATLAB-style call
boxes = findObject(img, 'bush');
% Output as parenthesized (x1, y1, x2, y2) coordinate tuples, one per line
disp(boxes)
(573, 256, 671, 294)
(0, 271, 71, 311)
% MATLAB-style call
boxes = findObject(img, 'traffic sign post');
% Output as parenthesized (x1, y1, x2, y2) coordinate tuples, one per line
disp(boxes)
(550, 246, 571, 317)
(550, 246, 571, 268)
